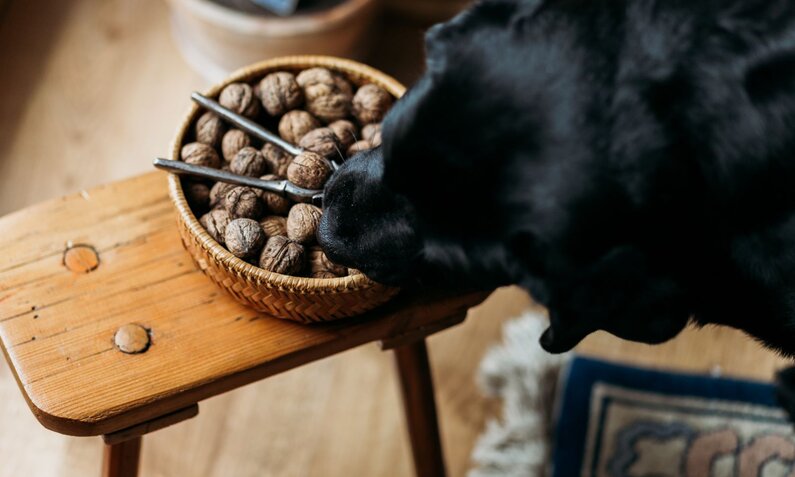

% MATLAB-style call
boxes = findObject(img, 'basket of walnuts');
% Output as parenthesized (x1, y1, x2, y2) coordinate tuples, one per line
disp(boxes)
(168, 56, 402, 323)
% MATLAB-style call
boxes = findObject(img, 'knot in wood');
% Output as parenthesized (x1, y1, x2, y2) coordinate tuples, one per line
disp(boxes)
(63, 244, 100, 273)
(114, 324, 151, 354)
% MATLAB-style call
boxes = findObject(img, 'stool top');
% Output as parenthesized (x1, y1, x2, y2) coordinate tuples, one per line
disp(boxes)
(0, 172, 489, 436)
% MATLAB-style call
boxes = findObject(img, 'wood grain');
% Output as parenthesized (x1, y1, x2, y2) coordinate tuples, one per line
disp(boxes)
(102, 405, 199, 446)
(0, 1, 792, 476)
(394, 340, 447, 477)
(0, 172, 490, 437)
(101, 437, 141, 477)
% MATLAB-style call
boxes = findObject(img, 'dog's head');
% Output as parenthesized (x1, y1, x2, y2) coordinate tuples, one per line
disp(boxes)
(321, 1, 556, 289)
(318, 1, 748, 351)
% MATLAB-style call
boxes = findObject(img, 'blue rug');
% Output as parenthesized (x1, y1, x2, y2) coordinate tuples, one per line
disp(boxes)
(553, 357, 795, 477)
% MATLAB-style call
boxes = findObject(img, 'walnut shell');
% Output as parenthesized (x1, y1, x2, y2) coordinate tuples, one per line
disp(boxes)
(200, 208, 232, 245)
(303, 82, 335, 102)
(296, 67, 336, 89)
(185, 182, 210, 211)
(221, 129, 252, 162)
(224, 186, 264, 219)
(309, 248, 347, 278)
(299, 71, 353, 97)
(219, 82, 260, 118)
(230, 147, 269, 177)
(306, 91, 351, 123)
(347, 140, 373, 156)
(298, 127, 342, 159)
(361, 123, 382, 143)
(328, 120, 358, 150)
(224, 218, 266, 258)
(352, 84, 393, 124)
(257, 72, 303, 116)
(286, 151, 332, 190)
(209, 181, 236, 208)
(261, 143, 293, 177)
(259, 215, 287, 237)
(286, 203, 323, 244)
(195, 112, 225, 148)
(278, 110, 321, 144)
(257, 174, 292, 215)
(259, 236, 305, 275)
(333, 73, 354, 96)
(181, 142, 221, 168)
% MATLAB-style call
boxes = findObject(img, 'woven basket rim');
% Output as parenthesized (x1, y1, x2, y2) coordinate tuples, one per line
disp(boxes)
(168, 55, 406, 295)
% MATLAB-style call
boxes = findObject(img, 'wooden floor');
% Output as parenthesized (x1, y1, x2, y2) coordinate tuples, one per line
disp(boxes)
(0, 1, 791, 476)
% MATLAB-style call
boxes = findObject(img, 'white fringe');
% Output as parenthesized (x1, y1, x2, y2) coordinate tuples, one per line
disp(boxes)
(468, 311, 572, 477)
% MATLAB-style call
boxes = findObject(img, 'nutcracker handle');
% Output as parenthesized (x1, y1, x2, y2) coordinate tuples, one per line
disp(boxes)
(190, 92, 340, 171)
(153, 158, 324, 206)
(191, 92, 303, 156)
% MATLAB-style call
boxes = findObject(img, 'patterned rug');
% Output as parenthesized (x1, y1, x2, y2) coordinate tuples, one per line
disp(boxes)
(553, 357, 795, 477)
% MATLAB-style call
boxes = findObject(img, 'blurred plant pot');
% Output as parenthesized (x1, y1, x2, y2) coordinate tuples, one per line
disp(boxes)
(383, 0, 471, 24)
(167, 0, 380, 82)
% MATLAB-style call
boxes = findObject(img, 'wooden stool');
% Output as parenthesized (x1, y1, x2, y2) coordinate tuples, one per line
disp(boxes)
(0, 172, 490, 477)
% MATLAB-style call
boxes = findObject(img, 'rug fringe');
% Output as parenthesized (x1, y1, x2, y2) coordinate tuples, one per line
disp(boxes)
(469, 310, 572, 477)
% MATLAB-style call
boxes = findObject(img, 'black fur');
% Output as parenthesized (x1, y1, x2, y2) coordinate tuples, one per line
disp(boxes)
(318, 0, 795, 356)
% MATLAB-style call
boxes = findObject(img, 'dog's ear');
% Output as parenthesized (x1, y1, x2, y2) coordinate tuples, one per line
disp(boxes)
(424, 0, 528, 74)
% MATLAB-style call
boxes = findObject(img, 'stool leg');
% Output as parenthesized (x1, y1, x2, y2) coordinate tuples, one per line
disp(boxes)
(101, 436, 142, 477)
(393, 339, 447, 477)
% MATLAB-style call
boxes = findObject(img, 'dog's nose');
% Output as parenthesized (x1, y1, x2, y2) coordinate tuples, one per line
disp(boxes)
(316, 212, 349, 267)
(316, 214, 335, 254)
(539, 326, 583, 354)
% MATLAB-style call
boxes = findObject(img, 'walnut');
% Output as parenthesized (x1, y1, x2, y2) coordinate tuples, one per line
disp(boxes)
(221, 129, 252, 162)
(199, 208, 232, 244)
(347, 140, 373, 156)
(224, 218, 266, 258)
(259, 236, 305, 275)
(260, 215, 287, 237)
(328, 120, 358, 150)
(224, 186, 264, 219)
(298, 127, 342, 159)
(296, 68, 353, 123)
(230, 147, 269, 177)
(361, 123, 382, 143)
(296, 67, 336, 89)
(303, 82, 335, 102)
(257, 174, 291, 215)
(286, 203, 323, 244)
(333, 73, 354, 96)
(181, 142, 221, 168)
(300, 72, 353, 99)
(305, 89, 351, 123)
(209, 181, 235, 208)
(257, 72, 303, 116)
(309, 248, 347, 278)
(352, 84, 392, 124)
(219, 82, 260, 118)
(195, 112, 225, 148)
(261, 143, 292, 177)
(286, 151, 332, 190)
(185, 182, 210, 211)
(278, 110, 321, 144)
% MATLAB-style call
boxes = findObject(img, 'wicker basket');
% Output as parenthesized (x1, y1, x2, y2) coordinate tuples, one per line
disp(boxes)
(168, 56, 403, 323)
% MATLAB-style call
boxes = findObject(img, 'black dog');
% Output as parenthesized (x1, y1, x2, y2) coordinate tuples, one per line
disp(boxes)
(319, 0, 795, 359)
